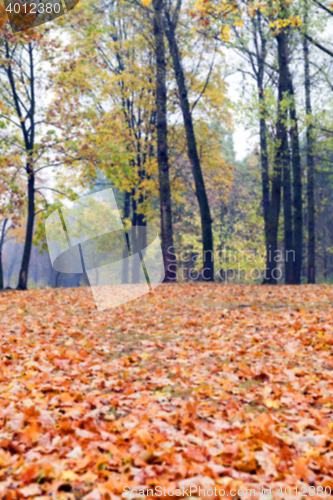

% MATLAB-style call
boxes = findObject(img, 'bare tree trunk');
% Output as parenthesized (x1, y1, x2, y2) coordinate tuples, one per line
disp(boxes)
(259, 102, 270, 243)
(164, 5, 214, 281)
(265, 24, 289, 284)
(152, 0, 175, 282)
(122, 190, 131, 284)
(131, 188, 140, 283)
(283, 143, 294, 285)
(323, 228, 327, 281)
(303, 5, 315, 284)
(18, 162, 35, 290)
(55, 271, 61, 288)
(137, 158, 148, 255)
(255, 11, 270, 243)
(0, 219, 8, 290)
(16, 43, 36, 291)
(277, 25, 294, 285)
(288, 71, 303, 285)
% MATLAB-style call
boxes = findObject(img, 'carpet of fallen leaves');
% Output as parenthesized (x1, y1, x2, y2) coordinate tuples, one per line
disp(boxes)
(1, 284, 333, 500)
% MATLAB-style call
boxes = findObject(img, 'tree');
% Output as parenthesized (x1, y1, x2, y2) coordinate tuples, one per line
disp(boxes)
(192, 0, 305, 284)
(153, 0, 175, 281)
(0, 219, 8, 289)
(0, 33, 37, 290)
(51, 0, 176, 281)
(163, 0, 215, 281)
(303, 0, 315, 283)
(261, 0, 303, 284)
(288, 66, 302, 285)
(0, 15, 69, 289)
(50, 0, 232, 283)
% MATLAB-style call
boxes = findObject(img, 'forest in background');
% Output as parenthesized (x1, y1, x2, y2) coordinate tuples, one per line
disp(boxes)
(1, 0, 333, 288)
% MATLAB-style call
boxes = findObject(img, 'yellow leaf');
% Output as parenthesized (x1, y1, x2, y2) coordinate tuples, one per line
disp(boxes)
(62, 470, 79, 482)
(263, 398, 279, 409)
(262, 385, 272, 396)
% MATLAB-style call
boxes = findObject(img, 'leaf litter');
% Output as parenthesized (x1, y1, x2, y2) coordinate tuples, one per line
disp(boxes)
(0, 284, 333, 499)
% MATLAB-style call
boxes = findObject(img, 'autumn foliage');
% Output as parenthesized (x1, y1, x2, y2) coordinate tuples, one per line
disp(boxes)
(1, 284, 333, 497)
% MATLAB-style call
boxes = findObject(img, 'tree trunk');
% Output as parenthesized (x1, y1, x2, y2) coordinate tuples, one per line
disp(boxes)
(122, 190, 131, 284)
(283, 140, 294, 285)
(152, 0, 175, 282)
(131, 188, 140, 284)
(55, 271, 61, 288)
(277, 26, 294, 285)
(323, 228, 327, 281)
(259, 102, 270, 243)
(303, 8, 315, 284)
(255, 11, 270, 243)
(137, 158, 148, 254)
(0, 219, 8, 290)
(164, 8, 214, 281)
(17, 164, 35, 290)
(264, 25, 289, 284)
(288, 71, 303, 285)
(16, 43, 36, 291)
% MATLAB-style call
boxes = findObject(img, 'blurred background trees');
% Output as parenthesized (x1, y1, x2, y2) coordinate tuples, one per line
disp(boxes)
(1, 0, 333, 288)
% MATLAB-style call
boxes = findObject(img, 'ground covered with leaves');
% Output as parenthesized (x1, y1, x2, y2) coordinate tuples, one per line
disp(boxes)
(1, 284, 333, 499)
